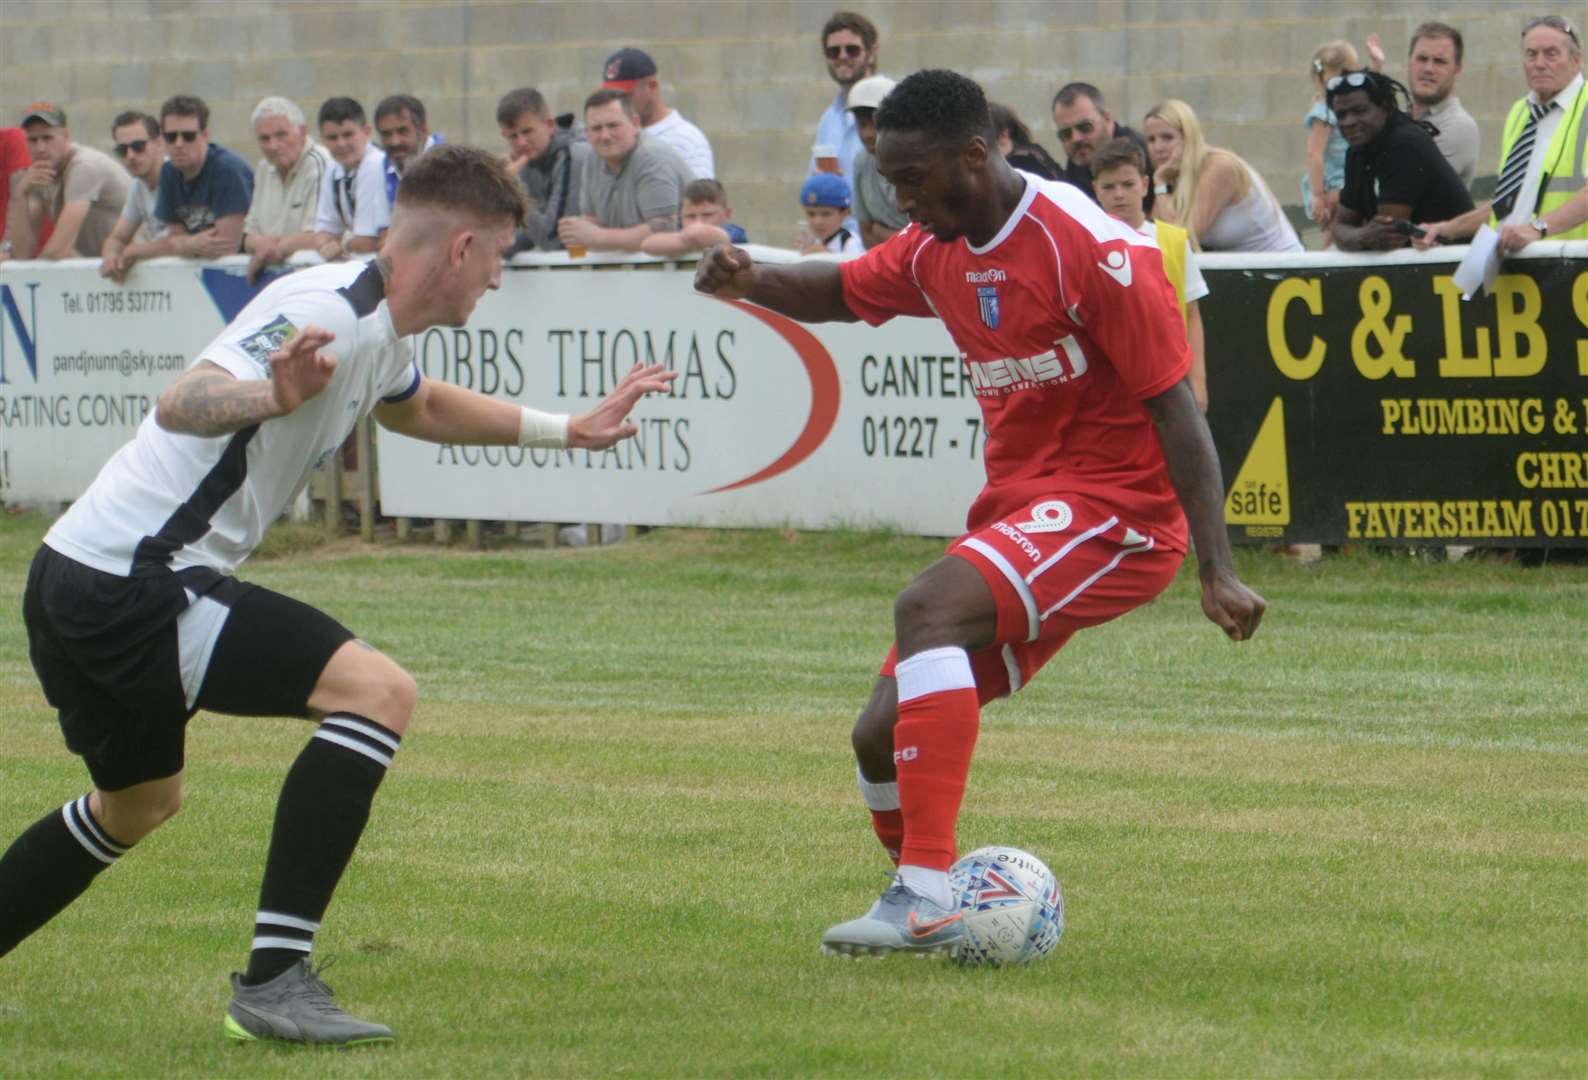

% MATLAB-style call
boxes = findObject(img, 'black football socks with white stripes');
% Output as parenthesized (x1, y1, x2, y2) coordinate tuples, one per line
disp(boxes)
(0, 715, 401, 966)
(0, 794, 129, 957)
(243, 713, 402, 985)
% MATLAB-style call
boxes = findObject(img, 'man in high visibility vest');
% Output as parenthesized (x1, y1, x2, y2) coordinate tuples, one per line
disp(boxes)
(1417, 15, 1585, 244)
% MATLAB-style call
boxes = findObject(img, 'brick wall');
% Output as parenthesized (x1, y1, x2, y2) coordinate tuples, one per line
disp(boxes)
(0, 0, 1552, 250)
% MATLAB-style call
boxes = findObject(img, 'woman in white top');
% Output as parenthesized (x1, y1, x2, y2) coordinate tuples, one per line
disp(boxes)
(1144, 98, 1303, 253)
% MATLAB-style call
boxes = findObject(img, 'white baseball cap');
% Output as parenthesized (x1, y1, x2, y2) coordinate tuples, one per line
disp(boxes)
(846, 75, 897, 113)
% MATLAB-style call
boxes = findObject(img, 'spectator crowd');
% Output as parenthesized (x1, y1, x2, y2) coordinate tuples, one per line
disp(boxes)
(1, 11, 1583, 277)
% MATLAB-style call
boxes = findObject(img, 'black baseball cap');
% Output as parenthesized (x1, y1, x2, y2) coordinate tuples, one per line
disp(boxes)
(602, 47, 658, 91)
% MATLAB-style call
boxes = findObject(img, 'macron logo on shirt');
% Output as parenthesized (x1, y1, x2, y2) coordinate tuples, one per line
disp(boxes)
(1096, 247, 1133, 288)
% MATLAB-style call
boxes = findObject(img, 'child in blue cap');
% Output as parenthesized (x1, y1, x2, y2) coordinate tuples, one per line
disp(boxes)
(798, 173, 864, 256)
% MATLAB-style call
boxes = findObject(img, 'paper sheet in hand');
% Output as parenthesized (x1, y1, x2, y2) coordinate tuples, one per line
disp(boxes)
(1451, 225, 1502, 299)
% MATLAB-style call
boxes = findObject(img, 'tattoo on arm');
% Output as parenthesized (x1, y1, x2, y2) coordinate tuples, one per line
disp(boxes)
(155, 365, 282, 436)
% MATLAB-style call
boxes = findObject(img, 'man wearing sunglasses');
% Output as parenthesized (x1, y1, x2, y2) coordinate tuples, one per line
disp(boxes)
(1051, 83, 1153, 211)
(5, 102, 129, 261)
(144, 95, 254, 261)
(809, 9, 879, 225)
(99, 112, 169, 283)
(1327, 70, 1473, 251)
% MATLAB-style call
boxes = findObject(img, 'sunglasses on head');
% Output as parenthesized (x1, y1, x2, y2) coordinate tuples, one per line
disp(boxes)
(1524, 15, 1580, 47)
(1056, 119, 1097, 141)
(1326, 70, 1370, 91)
(114, 139, 149, 157)
(162, 129, 200, 144)
(825, 43, 864, 59)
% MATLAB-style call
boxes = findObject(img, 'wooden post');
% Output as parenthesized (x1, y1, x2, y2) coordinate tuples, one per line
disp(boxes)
(465, 519, 483, 549)
(396, 517, 411, 541)
(435, 518, 452, 544)
(357, 416, 376, 543)
(324, 449, 343, 537)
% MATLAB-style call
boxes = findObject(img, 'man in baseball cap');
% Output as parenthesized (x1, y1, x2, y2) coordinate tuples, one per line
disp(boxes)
(8, 101, 129, 260)
(600, 46, 714, 178)
(845, 74, 906, 248)
(20, 103, 68, 128)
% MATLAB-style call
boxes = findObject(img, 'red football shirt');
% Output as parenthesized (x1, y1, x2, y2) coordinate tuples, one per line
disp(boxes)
(840, 175, 1192, 551)
(0, 127, 54, 256)
(0, 128, 28, 249)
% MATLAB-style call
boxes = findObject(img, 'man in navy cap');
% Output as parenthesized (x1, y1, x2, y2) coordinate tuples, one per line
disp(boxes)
(602, 46, 714, 179)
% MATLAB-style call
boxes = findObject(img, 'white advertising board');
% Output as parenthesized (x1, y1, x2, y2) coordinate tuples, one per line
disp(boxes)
(374, 264, 982, 535)
(0, 259, 244, 501)
(0, 254, 983, 534)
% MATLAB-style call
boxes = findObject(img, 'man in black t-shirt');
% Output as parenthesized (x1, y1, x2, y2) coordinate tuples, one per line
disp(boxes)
(1329, 70, 1473, 250)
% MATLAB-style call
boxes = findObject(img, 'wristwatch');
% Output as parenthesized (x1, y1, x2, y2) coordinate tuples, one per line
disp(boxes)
(1531, 217, 1550, 237)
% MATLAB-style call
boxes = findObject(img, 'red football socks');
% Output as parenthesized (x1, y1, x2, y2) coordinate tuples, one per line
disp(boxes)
(868, 809, 904, 864)
(855, 766, 904, 864)
(893, 647, 980, 872)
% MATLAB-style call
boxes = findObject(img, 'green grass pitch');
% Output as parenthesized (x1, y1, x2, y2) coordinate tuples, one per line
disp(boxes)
(0, 511, 1582, 1078)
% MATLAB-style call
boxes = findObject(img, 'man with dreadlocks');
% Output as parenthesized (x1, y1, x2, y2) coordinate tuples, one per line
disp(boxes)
(1328, 68, 1474, 250)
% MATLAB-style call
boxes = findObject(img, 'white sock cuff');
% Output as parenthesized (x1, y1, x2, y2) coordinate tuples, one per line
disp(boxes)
(895, 646, 975, 703)
(855, 765, 900, 811)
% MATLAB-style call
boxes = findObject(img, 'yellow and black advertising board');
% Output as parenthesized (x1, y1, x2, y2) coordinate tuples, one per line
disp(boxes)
(1200, 253, 1588, 547)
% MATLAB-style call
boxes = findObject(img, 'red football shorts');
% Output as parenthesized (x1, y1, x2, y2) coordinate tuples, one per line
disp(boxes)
(880, 494, 1185, 702)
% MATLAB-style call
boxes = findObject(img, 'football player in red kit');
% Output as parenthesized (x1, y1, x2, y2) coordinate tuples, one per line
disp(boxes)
(695, 69, 1266, 957)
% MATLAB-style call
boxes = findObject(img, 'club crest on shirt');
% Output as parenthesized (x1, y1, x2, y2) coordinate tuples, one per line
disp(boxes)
(236, 315, 299, 372)
(976, 286, 1000, 329)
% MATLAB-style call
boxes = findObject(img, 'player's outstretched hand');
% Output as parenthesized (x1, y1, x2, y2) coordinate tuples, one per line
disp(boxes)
(567, 363, 679, 450)
(1201, 570, 1266, 642)
(694, 244, 755, 300)
(268, 326, 338, 416)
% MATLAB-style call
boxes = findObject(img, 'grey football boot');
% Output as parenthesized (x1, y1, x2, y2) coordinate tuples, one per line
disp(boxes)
(820, 876, 965, 958)
(224, 958, 394, 1046)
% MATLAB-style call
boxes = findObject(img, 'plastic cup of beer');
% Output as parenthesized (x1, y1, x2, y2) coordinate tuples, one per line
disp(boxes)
(814, 145, 840, 174)
(565, 242, 588, 259)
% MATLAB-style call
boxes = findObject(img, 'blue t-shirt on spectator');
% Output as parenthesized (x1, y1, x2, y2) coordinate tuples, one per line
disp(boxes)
(809, 91, 863, 235)
(155, 143, 254, 234)
(725, 223, 747, 244)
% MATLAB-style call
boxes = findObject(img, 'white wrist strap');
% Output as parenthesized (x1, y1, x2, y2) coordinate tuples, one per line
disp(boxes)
(518, 407, 570, 449)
